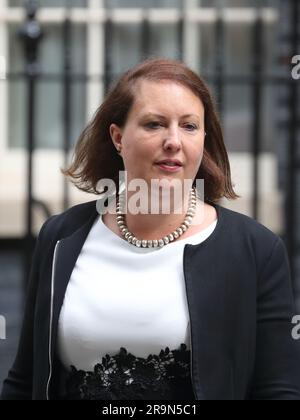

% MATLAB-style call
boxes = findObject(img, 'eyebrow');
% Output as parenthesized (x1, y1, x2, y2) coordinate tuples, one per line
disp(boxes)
(140, 112, 201, 120)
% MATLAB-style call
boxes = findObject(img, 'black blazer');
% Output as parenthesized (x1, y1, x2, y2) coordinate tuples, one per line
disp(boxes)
(1, 200, 300, 400)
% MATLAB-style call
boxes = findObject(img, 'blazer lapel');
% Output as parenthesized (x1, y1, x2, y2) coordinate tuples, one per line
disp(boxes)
(50, 209, 99, 366)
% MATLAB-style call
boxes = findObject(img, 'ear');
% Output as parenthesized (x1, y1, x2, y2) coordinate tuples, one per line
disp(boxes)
(109, 123, 123, 150)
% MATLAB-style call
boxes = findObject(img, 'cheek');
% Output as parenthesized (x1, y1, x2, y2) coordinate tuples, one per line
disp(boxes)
(184, 148, 204, 175)
(188, 143, 204, 162)
(198, 145, 204, 161)
(124, 143, 154, 169)
(134, 142, 157, 161)
(123, 129, 150, 152)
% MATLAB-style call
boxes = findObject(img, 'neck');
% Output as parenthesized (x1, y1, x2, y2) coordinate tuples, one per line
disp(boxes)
(118, 188, 195, 241)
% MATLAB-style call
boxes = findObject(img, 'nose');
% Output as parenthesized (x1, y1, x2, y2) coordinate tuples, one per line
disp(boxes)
(162, 125, 182, 151)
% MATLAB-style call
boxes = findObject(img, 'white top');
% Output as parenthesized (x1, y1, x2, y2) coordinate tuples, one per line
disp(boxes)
(58, 211, 218, 371)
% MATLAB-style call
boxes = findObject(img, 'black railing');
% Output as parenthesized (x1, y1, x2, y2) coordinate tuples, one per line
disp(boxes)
(17, 1, 46, 285)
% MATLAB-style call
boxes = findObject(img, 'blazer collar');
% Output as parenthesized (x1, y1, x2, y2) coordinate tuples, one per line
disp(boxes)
(50, 204, 99, 368)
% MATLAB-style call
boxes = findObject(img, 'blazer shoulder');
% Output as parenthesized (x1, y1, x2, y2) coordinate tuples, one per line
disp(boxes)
(219, 204, 281, 247)
(39, 199, 98, 243)
(217, 205, 287, 276)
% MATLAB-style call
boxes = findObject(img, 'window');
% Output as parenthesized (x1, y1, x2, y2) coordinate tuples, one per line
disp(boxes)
(5, 0, 281, 153)
(8, 22, 86, 149)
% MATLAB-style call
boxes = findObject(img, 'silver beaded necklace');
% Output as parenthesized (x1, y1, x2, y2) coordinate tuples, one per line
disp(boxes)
(116, 187, 197, 248)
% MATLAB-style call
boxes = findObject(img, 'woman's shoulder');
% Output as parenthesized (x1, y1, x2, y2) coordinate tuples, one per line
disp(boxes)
(216, 203, 289, 276)
(38, 199, 98, 243)
(217, 203, 283, 249)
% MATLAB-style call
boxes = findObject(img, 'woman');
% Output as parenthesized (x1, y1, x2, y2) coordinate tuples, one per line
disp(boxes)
(2, 58, 300, 400)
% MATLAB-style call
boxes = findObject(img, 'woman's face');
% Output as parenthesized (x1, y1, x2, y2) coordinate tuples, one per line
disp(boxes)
(110, 79, 206, 196)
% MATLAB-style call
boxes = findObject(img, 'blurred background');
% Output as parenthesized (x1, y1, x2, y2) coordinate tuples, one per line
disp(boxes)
(0, 0, 299, 391)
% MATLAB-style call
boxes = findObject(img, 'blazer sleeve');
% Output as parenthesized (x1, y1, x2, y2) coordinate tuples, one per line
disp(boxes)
(250, 236, 300, 400)
(0, 219, 51, 400)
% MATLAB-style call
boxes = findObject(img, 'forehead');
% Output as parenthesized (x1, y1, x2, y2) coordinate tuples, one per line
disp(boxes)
(130, 80, 204, 116)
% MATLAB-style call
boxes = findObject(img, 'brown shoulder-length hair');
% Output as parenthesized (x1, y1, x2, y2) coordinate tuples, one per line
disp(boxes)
(62, 57, 239, 204)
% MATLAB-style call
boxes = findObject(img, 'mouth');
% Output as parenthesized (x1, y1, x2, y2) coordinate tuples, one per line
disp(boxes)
(155, 163, 183, 173)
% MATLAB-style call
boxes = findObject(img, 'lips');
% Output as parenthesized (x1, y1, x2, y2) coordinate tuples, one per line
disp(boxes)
(156, 163, 182, 173)
(155, 160, 183, 167)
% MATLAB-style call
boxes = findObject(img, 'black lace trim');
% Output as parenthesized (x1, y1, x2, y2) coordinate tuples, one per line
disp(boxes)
(65, 343, 195, 400)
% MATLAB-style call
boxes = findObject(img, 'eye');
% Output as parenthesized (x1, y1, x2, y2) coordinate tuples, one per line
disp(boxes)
(145, 121, 162, 129)
(144, 121, 198, 131)
(183, 123, 198, 131)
